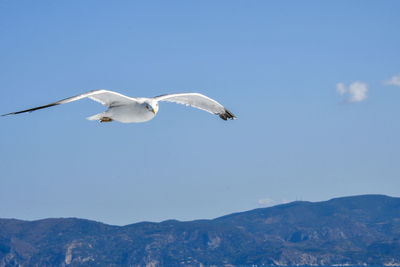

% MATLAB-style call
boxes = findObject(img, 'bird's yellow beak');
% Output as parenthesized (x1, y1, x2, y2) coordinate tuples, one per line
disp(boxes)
(152, 109, 157, 115)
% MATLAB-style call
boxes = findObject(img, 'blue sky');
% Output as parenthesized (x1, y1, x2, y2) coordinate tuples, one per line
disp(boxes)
(1, 1, 400, 226)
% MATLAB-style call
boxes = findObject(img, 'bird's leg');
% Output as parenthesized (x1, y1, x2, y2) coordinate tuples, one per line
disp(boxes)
(99, 117, 113, 123)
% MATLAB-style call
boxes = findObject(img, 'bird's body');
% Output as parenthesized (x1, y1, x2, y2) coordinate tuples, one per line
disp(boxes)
(88, 99, 157, 123)
(2, 90, 236, 123)
(106, 102, 155, 123)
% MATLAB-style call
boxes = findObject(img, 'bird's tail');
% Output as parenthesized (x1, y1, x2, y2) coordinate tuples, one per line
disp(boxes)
(86, 113, 103, 121)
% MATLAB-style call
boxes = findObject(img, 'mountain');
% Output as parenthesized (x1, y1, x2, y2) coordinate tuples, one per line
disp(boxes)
(1, 194, 400, 266)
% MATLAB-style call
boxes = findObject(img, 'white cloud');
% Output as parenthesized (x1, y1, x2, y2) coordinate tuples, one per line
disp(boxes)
(348, 81, 368, 102)
(258, 198, 275, 206)
(336, 81, 368, 103)
(385, 73, 400, 86)
(336, 83, 347, 95)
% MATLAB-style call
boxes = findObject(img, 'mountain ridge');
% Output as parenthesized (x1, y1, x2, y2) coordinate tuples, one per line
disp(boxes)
(3, 194, 390, 226)
(1, 194, 400, 266)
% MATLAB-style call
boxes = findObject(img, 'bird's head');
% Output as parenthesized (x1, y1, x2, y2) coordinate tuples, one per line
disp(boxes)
(145, 100, 159, 115)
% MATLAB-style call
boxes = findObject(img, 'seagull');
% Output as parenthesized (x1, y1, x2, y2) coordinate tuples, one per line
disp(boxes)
(2, 89, 236, 123)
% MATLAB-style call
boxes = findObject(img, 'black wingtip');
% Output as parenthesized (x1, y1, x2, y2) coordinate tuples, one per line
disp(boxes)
(219, 108, 237, 121)
(1, 102, 60, 117)
(1, 112, 15, 117)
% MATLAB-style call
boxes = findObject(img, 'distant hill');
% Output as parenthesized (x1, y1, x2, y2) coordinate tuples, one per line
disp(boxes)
(1, 194, 400, 266)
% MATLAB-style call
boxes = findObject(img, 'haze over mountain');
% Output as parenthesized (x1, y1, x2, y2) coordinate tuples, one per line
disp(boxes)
(1, 194, 400, 266)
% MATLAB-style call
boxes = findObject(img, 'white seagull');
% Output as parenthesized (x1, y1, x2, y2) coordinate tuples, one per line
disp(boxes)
(2, 90, 236, 123)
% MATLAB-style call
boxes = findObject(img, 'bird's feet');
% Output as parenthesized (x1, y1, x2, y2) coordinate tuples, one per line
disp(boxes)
(100, 117, 113, 123)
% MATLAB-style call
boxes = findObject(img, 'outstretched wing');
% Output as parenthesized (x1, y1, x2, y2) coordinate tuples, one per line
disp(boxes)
(154, 93, 236, 120)
(2, 89, 136, 116)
